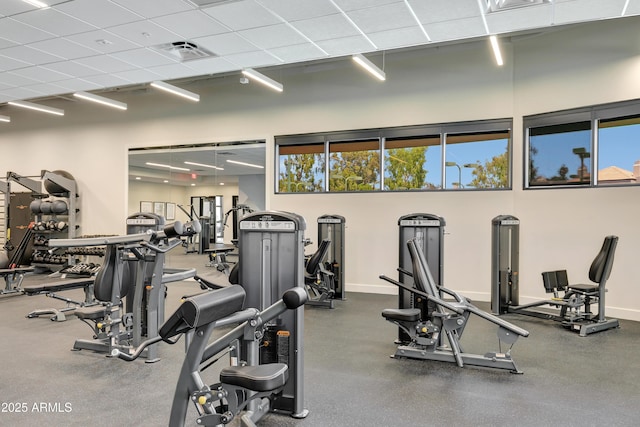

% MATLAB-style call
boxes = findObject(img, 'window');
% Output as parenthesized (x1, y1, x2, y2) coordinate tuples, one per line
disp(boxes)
(445, 131, 510, 189)
(329, 139, 380, 191)
(525, 99, 640, 189)
(597, 115, 640, 185)
(528, 122, 592, 187)
(278, 142, 325, 193)
(275, 119, 512, 193)
(384, 135, 440, 190)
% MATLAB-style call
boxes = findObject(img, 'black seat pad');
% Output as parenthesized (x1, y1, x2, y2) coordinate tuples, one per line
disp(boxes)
(381, 308, 421, 322)
(220, 363, 288, 392)
(22, 278, 94, 295)
(568, 283, 598, 292)
(74, 305, 117, 320)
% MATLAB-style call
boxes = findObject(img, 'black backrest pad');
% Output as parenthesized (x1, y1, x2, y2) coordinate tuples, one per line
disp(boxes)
(407, 239, 438, 296)
(589, 235, 618, 284)
(306, 239, 331, 276)
(159, 285, 246, 340)
(94, 245, 130, 301)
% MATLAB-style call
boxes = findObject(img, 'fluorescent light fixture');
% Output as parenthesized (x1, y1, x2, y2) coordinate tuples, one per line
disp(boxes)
(22, 0, 49, 8)
(8, 100, 64, 116)
(226, 159, 264, 169)
(150, 81, 200, 102)
(489, 35, 504, 66)
(73, 91, 127, 110)
(184, 161, 224, 170)
(241, 69, 283, 92)
(0, 115, 10, 123)
(352, 54, 386, 81)
(145, 162, 190, 171)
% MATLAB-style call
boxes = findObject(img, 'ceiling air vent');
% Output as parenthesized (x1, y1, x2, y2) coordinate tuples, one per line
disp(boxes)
(154, 41, 216, 62)
(486, 0, 550, 12)
(187, 0, 243, 8)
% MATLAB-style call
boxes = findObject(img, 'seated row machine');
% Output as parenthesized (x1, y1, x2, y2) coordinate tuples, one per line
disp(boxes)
(381, 239, 529, 373)
(114, 285, 308, 427)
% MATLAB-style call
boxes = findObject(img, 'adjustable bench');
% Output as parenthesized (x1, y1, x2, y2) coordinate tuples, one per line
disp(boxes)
(0, 266, 35, 295)
(22, 277, 96, 321)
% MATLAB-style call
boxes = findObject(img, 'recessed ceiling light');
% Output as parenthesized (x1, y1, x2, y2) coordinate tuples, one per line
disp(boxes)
(226, 159, 264, 169)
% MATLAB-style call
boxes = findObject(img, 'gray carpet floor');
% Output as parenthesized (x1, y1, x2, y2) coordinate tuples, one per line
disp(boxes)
(1, 251, 639, 427)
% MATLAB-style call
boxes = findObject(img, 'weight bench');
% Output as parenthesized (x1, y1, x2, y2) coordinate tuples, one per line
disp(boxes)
(22, 277, 96, 321)
(204, 243, 236, 274)
(0, 266, 34, 295)
(380, 239, 529, 373)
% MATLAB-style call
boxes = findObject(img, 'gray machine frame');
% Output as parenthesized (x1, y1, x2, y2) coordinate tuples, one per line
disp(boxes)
(491, 215, 620, 336)
(237, 210, 308, 420)
(397, 213, 445, 342)
(317, 214, 345, 300)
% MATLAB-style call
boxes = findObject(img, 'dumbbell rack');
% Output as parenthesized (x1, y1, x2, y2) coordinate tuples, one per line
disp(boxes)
(31, 172, 79, 273)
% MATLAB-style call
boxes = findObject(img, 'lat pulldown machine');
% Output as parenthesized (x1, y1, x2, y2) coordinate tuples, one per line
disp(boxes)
(491, 215, 620, 336)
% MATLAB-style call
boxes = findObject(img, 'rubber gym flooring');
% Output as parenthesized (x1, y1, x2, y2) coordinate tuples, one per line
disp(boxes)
(1, 250, 639, 427)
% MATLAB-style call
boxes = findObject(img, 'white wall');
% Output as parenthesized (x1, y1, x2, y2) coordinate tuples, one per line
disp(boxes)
(1, 17, 639, 320)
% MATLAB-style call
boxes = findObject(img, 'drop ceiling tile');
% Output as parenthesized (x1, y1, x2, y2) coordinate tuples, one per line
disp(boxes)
(80, 73, 133, 89)
(22, 82, 71, 97)
(0, 37, 16, 49)
(259, 0, 338, 21)
(152, 10, 229, 39)
(110, 48, 178, 69)
(553, 0, 628, 24)
(29, 37, 102, 60)
(347, 2, 418, 32)
(368, 26, 429, 49)
(52, 78, 103, 92)
(194, 32, 259, 56)
(178, 56, 238, 74)
(0, 54, 30, 72)
(66, 29, 142, 54)
(0, 45, 64, 66)
(12, 7, 97, 37)
(223, 50, 282, 68)
(239, 24, 307, 49)
(0, 18, 56, 44)
(1, 86, 46, 100)
(625, 0, 640, 15)
(267, 43, 328, 62)
(291, 14, 360, 41)
(485, 4, 554, 34)
(0, 1, 31, 16)
(56, 0, 142, 28)
(110, 0, 194, 18)
(202, 0, 281, 30)
(316, 35, 377, 56)
(334, 0, 403, 12)
(11, 65, 73, 83)
(410, 0, 480, 24)
(111, 68, 163, 84)
(147, 62, 203, 80)
(44, 60, 106, 78)
(74, 55, 138, 74)
(107, 20, 182, 47)
(425, 17, 487, 42)
(1, 71, 41, 87)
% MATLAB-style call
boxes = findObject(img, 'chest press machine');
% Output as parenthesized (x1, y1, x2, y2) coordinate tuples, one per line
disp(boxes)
(380, 239, 529, 373)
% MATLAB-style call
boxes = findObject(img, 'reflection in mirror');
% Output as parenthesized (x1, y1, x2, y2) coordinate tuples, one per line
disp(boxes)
(128, 141, 265, 251)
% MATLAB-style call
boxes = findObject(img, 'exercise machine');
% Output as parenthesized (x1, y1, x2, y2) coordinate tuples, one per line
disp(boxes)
(491, 215, 620, 336)
(49, 213, 199, 361)
(317, 215, 345, 300)
(381, 238, 529, 373)
(304, 239, 335, 308)
(236, 211, 308, 420)
(114, 284, 307, 427)
(396, 213, 445, 343)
